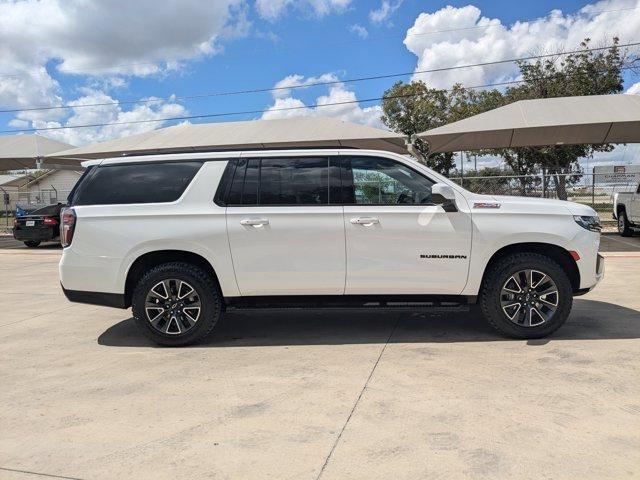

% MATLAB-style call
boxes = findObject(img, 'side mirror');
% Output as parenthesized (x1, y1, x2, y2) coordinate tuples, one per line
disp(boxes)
(431, 183, 458, 212)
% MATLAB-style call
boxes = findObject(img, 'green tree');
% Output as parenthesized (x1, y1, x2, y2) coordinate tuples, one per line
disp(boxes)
(381, 81, 454, 174)
(504, 37, 628, 198)
(380, 37, 635, 199)
(381, 82, 502, 175)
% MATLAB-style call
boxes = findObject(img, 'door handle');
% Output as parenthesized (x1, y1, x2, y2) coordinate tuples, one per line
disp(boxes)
(240, 218, 269, 226)
(350, 217, 380, 226)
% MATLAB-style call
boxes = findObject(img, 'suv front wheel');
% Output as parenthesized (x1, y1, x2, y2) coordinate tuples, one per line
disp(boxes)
(480, 253, 573, 339)
(132, 262, 223, 346)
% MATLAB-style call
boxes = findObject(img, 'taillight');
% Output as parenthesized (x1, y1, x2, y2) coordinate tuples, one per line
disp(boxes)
(61, 208, 76, 247)
(43, 217, 58, 226)
(13, 218, 18, 226)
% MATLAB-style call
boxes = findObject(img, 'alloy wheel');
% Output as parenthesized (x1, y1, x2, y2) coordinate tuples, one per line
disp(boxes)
(500, 269, 559, 327)
(144, 279, 201, 335)
(618, 213, 625, 233)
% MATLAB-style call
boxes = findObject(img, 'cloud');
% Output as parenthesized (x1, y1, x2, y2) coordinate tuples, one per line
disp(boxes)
(586, 143, 640, 168)
(0, 0, 244, 120)
(271, 73, 340, 99)
(30, 90, 187, 146)
(255, 0, 352, 20)
(403, 0, 640, 88)
(370, 0, 403, 24)
(349, 24, 370, 39)
(262, 74, 384, 128)
(628, 82, 640, 94)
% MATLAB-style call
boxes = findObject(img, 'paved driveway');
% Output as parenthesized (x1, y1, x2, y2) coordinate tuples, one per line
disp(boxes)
(0, 239, 639, 479)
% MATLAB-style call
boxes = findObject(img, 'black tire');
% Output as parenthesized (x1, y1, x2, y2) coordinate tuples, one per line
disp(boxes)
(132, 262, 222, 347)
(618, 210, 633, 237)
(24, 240, 41, 248)
(480, 253, 573, 339)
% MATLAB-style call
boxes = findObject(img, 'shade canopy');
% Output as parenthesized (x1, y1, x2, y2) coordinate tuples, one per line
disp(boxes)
(48, 117, 407, 160)
(419, 94, 640, 153)
(0, 134, 76, 170)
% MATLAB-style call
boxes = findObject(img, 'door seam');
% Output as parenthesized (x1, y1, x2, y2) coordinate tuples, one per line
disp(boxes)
(224, 206, 243, 296)
(341, 206, 347, 295)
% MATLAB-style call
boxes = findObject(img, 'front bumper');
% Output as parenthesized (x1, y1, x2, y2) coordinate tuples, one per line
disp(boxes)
(574, 254, 604, 296)
(596, 253, 604, 276)
(571, 226, 605, 291)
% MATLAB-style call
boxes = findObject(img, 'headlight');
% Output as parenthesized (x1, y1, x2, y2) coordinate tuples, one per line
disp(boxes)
(574, 215, 601, 232)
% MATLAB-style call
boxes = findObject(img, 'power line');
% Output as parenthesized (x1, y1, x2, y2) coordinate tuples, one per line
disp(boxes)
(2, 4, 638, 80)
(3, 70, 638, 135)
(1, 41, 638, 115)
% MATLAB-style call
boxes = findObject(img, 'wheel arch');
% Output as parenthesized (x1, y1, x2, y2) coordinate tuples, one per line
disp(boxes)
(616, 203, 626, 216)
(479, 242, 581, 294)
(124, 250, 221, 308)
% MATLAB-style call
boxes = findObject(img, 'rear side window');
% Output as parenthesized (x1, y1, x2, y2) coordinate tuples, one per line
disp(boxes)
(260, 157, 328, 205)
(31, 204, 62, 216)
(221, 157, 332, 206)
(66, 165, 94, 205)
(72, 161, 202, 206)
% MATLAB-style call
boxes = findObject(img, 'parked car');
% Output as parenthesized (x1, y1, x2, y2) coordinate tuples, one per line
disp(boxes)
(13, 203, 63, 247)
(613, 182, 640, 236)
(59, 150, 604, 346)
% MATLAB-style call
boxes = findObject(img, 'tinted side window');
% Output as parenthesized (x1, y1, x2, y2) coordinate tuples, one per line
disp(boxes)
(222, 157, 330, 206)
(66, 165, 94, 205)
(344, 157, 434, 205)
(260, 157, 328, 205)
(31, 204, 62, 216)
(226, 159, 246, 205)
(243, 159, 260, 205)
(72, 161, 202, 206)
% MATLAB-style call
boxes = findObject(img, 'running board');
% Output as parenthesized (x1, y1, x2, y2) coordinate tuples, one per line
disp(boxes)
(225, 295, 474, 313)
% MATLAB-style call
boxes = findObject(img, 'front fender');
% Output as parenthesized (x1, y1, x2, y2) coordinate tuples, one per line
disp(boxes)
(462, 212, 579, 296)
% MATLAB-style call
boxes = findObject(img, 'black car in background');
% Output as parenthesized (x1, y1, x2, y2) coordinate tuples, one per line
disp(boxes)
(13, 203, 63, 248)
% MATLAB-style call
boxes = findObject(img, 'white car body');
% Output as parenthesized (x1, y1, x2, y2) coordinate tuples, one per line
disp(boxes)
(59, 149, 603, 306)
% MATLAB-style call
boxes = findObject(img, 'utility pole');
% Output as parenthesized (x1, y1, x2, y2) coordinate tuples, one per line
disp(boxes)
(0, 187, 8, 227)
(591, 166, 595, 207)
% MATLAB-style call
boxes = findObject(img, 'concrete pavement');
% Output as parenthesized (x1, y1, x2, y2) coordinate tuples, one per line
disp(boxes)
(0, 238, 639, 479)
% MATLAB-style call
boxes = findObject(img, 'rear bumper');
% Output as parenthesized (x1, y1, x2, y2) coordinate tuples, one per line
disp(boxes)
(59, 248, 123, 294)
(61, 284, 127, 309)
(13, 227, 58, 242)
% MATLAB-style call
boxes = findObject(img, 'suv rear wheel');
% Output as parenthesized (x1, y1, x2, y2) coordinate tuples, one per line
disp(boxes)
(480, 253, 573, 339)
(24, 240, 41, 248)
(132, 262, 222, 346)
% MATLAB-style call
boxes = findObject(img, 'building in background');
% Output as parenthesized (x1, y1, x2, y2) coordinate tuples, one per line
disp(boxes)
(0, 170, 83, 212)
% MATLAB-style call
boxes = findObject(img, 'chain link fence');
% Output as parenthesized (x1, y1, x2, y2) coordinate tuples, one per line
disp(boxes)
(0, 189, 73, 230)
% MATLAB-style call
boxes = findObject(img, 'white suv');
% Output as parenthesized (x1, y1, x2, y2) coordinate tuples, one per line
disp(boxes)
(59, 149, 604, 346)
